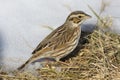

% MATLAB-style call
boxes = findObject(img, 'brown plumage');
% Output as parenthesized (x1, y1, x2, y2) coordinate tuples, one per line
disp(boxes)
(18, 11, 91, 71)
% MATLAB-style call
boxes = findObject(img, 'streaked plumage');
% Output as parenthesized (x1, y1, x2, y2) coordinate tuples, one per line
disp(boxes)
(18, 11, 91, 71)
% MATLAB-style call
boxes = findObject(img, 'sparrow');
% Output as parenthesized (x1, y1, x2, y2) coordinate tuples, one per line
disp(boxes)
(18, 11, 91, 71)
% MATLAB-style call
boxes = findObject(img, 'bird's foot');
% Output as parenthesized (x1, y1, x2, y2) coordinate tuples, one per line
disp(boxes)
(57, 61, 69, 66)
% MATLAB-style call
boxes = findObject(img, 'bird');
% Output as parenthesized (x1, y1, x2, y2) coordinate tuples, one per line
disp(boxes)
(18, 11, 91, 71)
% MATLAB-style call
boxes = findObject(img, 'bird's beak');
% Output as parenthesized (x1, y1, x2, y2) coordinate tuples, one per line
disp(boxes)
(85, 14, 92, 19)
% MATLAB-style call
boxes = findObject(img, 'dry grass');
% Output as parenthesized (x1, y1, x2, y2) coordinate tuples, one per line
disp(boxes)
(0, 27, 120, 80)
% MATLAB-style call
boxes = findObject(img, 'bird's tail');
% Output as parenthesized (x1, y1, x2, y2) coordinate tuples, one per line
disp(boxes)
(17, 59, 31, 71)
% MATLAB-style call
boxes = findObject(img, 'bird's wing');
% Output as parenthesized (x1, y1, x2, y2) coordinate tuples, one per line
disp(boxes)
(32, 25, 64, 54)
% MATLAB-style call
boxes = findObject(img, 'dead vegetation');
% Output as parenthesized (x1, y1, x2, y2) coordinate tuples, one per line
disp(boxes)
(0, 21, 120, 80)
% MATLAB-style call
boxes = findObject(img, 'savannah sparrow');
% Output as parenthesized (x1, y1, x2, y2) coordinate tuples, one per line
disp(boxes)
(18, 11, 91, 70)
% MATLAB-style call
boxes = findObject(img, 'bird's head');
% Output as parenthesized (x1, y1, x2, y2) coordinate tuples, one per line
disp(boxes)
(66, 11, 91, 27)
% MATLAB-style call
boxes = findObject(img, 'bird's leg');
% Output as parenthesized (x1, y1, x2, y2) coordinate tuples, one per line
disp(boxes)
(57, 61, 69, 66)
(45, 59, 51, 68)
(41, 58, 56, 68)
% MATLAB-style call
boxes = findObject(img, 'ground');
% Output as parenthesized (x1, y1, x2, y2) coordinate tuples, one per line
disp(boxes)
(0, 29, 120, 80)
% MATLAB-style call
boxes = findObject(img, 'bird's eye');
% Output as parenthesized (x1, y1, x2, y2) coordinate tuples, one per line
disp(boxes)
(78, 16, 81, 18)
